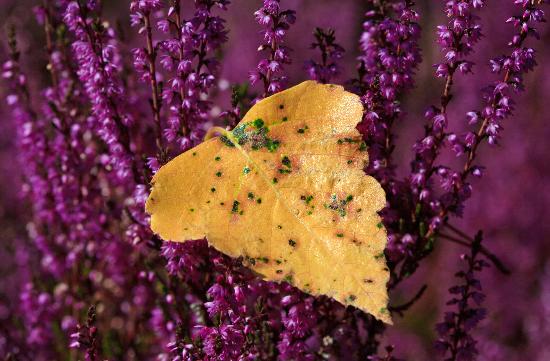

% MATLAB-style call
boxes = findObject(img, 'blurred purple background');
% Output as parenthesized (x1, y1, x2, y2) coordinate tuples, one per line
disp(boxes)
(1, 1, 549, 360)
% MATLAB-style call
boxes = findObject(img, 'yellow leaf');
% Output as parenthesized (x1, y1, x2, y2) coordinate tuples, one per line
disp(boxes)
(146, 81, 391, 323)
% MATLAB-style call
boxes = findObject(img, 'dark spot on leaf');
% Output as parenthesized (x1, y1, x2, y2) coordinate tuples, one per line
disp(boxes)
(266, 139, 280, 152)
(304, 195, 314, 205)
(281, 156, 291, 167)
(231, 200, 240, 214)
(245, 255, 256, 266)
(283, 274, 293, 284)
(253, 118, 265, 128)
(288, 239, 296, 247)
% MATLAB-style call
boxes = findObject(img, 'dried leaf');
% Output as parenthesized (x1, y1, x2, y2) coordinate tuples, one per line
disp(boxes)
(146, 81, 390, 323)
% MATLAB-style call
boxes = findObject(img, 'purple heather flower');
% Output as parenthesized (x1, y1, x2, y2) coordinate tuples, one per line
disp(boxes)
(432, 0, 547, 223)
(353, 1, 422, 184)
(64, 1, 139, 186)
(305, 27, 344, 84)
(435, 233, 489, 361)
(157, 0, 229, 152)
(70, 306, 99, 361)
(251, 0, 295, 99)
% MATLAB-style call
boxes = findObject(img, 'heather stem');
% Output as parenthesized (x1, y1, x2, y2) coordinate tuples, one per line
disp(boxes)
(251, 0, 295, 100)
(85, 305, 98, 361)
(439, 232, 510, 275)
(42, 1, 59, 88)
(354, 0, 421, 185)
(388, 284, 427, 316)
(305, 27, 344, 84)
(143, 13, 165, 159)
(172, 0, 190, 137)
(75, 1, 143, 185)
(435, 231, 488, 360)
(426, 1, 538, 240)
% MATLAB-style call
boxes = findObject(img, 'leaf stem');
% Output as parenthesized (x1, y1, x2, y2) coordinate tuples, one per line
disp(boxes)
(204, 126, 230, 141)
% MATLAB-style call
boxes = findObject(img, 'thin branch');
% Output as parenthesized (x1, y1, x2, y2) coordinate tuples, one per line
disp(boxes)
(439, 232, 510, 275)
(388, 284, 428, 317)
(143, 13, 165, 157)
(445, 222, 475, 242)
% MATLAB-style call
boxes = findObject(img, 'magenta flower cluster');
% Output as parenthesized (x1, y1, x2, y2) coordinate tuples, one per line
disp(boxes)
(250, 0, 296, 99)
(1, 0, 548, 360)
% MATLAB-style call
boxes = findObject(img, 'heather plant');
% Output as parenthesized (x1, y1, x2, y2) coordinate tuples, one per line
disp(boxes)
(0, 0, 548, 360)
